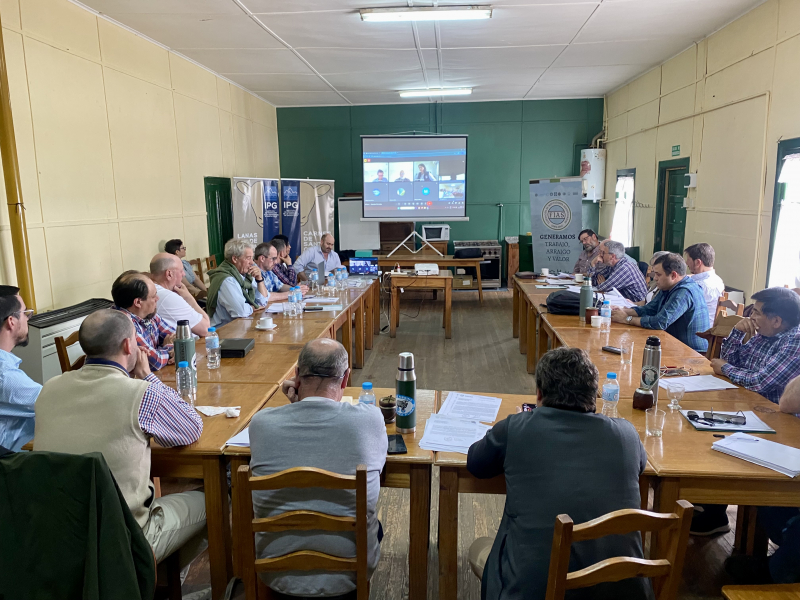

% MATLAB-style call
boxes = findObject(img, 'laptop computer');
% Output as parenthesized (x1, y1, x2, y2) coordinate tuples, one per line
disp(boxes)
(349, 257, 379, 275)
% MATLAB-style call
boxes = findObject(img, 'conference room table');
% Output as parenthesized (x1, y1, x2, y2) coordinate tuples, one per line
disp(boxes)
(377, 254, 485, 304)
(388, 271, 453, 338)
(224, 386, 436, 600)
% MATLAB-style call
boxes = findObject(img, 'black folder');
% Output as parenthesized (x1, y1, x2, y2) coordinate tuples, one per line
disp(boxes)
(219, 338, 255, 359)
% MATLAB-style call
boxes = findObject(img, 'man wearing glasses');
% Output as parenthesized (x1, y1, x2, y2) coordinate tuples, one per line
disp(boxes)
(0, 285, 41, 452)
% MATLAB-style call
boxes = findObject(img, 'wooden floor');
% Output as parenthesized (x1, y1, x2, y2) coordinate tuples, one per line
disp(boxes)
(178, 288, 747, 600)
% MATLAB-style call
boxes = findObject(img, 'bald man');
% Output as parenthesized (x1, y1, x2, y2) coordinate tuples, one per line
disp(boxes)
(150, 253, 210, 337)
(34, 309, 206, 570)
(292, 233, 341, 282)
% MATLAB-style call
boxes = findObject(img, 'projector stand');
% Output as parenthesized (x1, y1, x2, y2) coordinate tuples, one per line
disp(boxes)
(387, 231, 444, 257)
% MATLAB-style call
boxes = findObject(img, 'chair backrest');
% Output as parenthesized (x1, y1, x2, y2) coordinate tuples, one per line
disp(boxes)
(205, 255, 218, 271)
(188, 258, 204, 282)
(55, 331, 85, 373)
(544, 500, 693, 600)
(715, 292, 744, 322)
(638, 261, 649, 279)
(234, 464, 369, 600)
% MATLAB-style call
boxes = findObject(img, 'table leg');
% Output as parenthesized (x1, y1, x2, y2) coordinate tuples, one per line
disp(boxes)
(439, 467, 459, 600)
(652, 477, 680, 558)
(203, 456, 233, 599)
(444, 281, 452, 339)
(373, 280, 381, 335)
(354, 297, 364, 369)
(519, 297, 528, 354)
(526, 303, 536, 374)
(409, 464, 431, 600)
(365, 284, 374, 350)
(342, 311, 353, 384)
(475, 261, 483, 304)
(537, 313, 548, 365)
(390, 284, 398, 338)
(229, 455, 249, 578)
(512, 280, 519, 339)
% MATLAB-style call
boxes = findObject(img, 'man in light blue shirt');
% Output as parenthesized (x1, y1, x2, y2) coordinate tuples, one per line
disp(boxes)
(0, 285, 41, 452)
(254, 242, 308, 303)
(206, 239, 269, 328)
(293, 233, 342, 282)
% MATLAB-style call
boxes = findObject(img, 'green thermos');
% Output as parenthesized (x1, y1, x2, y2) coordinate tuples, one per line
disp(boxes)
(174, 319, 197, 388)
(395, 352, 416, 433)
(579, 279, 594, 320)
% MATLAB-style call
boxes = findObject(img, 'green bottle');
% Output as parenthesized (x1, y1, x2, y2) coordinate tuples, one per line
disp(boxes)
(174, 319, 197, 388)
(395, 352, 416, 433)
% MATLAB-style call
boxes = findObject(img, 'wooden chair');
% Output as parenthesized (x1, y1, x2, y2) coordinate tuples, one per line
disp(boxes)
(54, 331, 85, 372)
(188, 258, 204, 282)
(234, 464, 370, 600)
(715, 291, 745, 320)
(722, 584, 800, 599)
(204, 255, 218, 272)
(544, 500, 693, 600)
(704, 293, 746, 360)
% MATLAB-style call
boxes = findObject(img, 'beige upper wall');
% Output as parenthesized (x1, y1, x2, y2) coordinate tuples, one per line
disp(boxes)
(0, 0, 280, 311)
(602, 0, 800, 298)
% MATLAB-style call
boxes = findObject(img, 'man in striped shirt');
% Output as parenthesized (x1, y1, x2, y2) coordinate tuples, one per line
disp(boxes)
(34, 309, 206, 572)
(592, 240, 648, 302)
(270, 237, 298, 287)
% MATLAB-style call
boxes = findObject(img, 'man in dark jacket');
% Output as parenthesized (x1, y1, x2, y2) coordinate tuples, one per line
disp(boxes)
(467, 347, 653, 600)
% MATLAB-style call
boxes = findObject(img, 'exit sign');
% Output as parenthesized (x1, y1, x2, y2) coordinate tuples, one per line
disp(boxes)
(672, 145, 680, 156)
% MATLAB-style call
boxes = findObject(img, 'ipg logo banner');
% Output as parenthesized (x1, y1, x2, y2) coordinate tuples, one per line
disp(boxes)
(264, 181, 279, 218)
(282, 182, 300, 217)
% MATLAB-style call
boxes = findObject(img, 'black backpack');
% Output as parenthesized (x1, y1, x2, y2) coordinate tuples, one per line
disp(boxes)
(545, 290, 583, 315)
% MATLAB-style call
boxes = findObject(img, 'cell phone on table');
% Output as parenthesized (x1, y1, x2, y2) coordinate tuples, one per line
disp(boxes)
(602, 346, 622, 355)
(387, 434, 408, 455)
(304, 306, 324, 312)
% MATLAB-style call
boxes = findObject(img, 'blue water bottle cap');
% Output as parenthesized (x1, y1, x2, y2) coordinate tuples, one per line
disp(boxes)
(178, 361, 189, 368)
(603, 300, 610, 305)
(362, 382, 373, 390)
(207, 327, 215, 333)
(607, 372, 617, 379)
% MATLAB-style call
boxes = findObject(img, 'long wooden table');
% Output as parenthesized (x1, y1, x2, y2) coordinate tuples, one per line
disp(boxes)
(389, 271, 452, 339)
(378, 254, 484, 304)
(224, 386, 435, 600)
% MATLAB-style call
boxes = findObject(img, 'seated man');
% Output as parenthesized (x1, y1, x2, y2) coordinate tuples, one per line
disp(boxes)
(112, 271, 175, 371)
(0, 286, 40, 452)
(467, 347, 652, 600)
(150, 253, 210, 337)
(269, 237, 297, 287)
(611, 252, 709, 353)
(165, 238, 207, 299)
(206, 239, 269, 328)
(638, 251, 670, 305)
(572, 228, 605, 275)
(684, 242, 725, 325)
(779, 374, 800, 415)
(591, 240, 648, 302)
(293, 233, 341, 282)
(253, 242, 303, 304)
(33, 309, 206, 571)
(249, 339, 386, 597)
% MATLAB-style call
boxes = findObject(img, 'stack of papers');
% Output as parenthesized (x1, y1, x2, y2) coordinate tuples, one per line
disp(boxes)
(546, 278, 572, 285)
(439, 392, 501, 422)
(713, 433, 800, 477)
(680, 410, 775, 433)
(536, 284, 568, 289)
(265, 304, 284, 313)
(601, 288, 638, 309)
(305, 297, 340, 304)
(660, 375, 737, 393)
(196, 406, 240, 418)
(419, 414, 491, 454)
(226, 427, 250, 447)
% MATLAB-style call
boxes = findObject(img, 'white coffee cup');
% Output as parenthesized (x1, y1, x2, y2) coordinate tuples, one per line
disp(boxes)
(258, 316, 273, 328)
(541, 267, 550, 276)
(575, 273, 585, 283)
(591, 315, 602, 328)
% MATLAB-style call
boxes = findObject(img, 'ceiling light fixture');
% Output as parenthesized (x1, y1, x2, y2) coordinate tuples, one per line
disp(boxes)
(400, 88, 473, 98)
(360, 6, 492, 22)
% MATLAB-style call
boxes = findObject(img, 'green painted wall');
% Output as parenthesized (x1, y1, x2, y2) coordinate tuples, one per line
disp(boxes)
(277, 98, 603, 248)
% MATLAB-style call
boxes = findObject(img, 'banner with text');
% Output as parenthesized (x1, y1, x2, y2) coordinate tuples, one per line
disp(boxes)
(232, 178, 267, 247)
(530, 177, 583, 272)
(297, 179, 335, 256)
(281, 180, 301, 259)
(263, 179, 280, 242)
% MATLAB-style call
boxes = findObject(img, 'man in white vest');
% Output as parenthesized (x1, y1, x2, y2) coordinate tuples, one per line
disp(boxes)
(34, 309, 207, 572)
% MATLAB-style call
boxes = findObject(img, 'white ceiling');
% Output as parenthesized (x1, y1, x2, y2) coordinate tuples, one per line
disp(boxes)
(80, 0, 765, 107)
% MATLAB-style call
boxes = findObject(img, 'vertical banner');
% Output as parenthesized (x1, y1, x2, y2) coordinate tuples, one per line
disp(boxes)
(298, 180, 335, 255)
(281, 180, 301, 258)
(530, 177, 583, 272)
(263, 179, 280, 242)
(232, 178, 266, 247)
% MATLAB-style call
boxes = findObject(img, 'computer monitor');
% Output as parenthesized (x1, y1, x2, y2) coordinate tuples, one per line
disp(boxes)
(349, 257, 379, 275)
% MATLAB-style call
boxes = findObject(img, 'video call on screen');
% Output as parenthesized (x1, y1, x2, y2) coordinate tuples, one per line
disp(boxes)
(362, 136, 467, 219)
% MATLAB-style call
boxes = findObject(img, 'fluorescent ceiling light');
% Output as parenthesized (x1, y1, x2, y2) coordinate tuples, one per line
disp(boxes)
(360, 6, 492, 22)
(400, 88, 473, 98)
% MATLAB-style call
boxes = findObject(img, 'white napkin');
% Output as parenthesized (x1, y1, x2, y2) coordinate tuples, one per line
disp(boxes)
(196, 406, 241, 418)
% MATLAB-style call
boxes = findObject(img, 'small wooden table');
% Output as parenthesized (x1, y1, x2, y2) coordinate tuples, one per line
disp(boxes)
(378, 255, 484, 304)
(389, 271, 453, 339)
(723, 584, 800, 599)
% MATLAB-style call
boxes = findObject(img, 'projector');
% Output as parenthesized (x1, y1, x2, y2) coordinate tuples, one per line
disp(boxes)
(415, 263, 439, 276)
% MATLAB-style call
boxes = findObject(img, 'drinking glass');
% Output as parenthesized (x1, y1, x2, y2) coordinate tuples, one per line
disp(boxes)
(646, 408, 666, 437)
(667, 382, 685, 410)
(620, 340, 634, 365)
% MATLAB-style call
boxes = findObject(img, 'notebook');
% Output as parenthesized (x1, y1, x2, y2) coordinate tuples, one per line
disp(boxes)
(220, 338, 255, 358)
(712, 433, 800, 477)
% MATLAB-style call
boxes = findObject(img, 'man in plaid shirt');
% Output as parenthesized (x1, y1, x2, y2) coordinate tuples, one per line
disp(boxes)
(111, 271, 175, 371)
(270, 237, 297, 287)
(591, 240, 647, 302)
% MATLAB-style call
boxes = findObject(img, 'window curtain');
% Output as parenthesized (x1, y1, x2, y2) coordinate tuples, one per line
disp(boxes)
(610, 176, 634, 248)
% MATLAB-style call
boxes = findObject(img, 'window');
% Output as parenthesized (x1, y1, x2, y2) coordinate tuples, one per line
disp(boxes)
(767, 150, 800, 288)
(611, 169, 635, 248)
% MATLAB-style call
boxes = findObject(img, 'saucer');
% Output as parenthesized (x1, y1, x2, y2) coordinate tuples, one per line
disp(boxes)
(255, 324, 277, 331)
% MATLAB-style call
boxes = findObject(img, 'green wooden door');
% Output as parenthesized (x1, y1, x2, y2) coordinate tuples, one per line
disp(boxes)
(204, 177, 233, 266)
(654, 158, 689, 254)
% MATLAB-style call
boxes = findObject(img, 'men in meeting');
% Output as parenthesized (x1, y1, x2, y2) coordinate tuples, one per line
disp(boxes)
(611, 252, 709, 353)
(640, 251, 671, 305)
(684, 242, 725, 325)
(395, 170, 410, 182)
(206, 239, 269, 328)
(0, 286, 40, 452)
(415, 163, 436, 181)
(165, 238, 207, 299)
(592, 240, 648, 302)
(293, 233, 342, 281)
(273, 234, 293, 266)
(254, 242, 308, 303)
(150, 253, 210, 336)
(467, 347, 651, 600)
(33, 309, 206, 572)
(373, 170, 387, 182)
(269, 237, 297, 287)
(111, 271, 175, 371)
(249, 339, 386, 597)
(572, 228, 605, 274)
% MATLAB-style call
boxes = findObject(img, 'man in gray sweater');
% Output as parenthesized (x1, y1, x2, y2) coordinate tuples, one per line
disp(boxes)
(249, 339, 387, 597)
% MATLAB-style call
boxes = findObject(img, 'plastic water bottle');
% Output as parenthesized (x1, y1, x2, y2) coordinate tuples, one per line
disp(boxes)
(288, 287, 298, 317)
(359, 382, 376, 406)
(602, 372, 619, 417)
(205, 327, 220, 369)
(327, 274, 336, 293)
(600, 300, 612, 331)
(176, 361, 196, 408)
(310, 268, 319, 293)
(293, 287, 303, 318)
